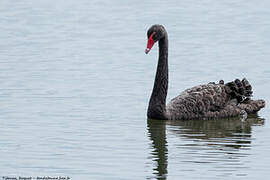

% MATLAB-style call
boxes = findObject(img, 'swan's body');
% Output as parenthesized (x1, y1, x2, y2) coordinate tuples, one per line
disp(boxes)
(145, 25, 265, 120)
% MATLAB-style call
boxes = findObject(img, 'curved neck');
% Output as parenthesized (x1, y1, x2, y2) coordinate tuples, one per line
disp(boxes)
(147, 33, 169, 119)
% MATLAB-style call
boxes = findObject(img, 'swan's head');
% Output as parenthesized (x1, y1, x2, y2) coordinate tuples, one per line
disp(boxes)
(145, 24, 166, 54)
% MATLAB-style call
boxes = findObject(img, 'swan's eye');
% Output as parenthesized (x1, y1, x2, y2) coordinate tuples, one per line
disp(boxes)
(151, 32, 156, 40)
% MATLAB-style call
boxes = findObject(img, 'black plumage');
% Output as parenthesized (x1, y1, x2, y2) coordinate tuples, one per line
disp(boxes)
(145, 24, 265, 120)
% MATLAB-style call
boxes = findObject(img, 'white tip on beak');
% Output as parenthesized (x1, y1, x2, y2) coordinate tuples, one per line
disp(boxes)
(145, 48, 150, 54)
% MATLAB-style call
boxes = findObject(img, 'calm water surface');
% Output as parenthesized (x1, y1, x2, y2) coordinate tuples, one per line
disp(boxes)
(0, 0, 270, 179)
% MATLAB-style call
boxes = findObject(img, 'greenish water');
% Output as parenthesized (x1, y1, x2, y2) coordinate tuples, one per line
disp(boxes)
(0, 0, 269, 179)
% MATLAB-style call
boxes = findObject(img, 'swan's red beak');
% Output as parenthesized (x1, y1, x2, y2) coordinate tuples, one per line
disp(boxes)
(145, 33, 155, 54)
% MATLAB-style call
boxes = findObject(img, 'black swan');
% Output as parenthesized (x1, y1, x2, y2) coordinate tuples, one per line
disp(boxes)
(145, 24, 265, 120)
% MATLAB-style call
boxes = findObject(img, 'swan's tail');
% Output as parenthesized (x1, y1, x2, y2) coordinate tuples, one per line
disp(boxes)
(238, 99, 265, 114)
(224, 78, 265, 113)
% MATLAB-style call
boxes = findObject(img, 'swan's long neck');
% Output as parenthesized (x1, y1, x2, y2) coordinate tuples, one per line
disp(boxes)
(147, 33, 169, 120)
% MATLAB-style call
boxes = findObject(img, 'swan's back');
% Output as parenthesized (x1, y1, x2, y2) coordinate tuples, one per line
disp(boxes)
(166, 79, 265, 120)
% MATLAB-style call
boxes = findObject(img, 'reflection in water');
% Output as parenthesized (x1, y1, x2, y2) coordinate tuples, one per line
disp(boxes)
(147, 116, 264, 179)
(147, 120, 168, 180)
